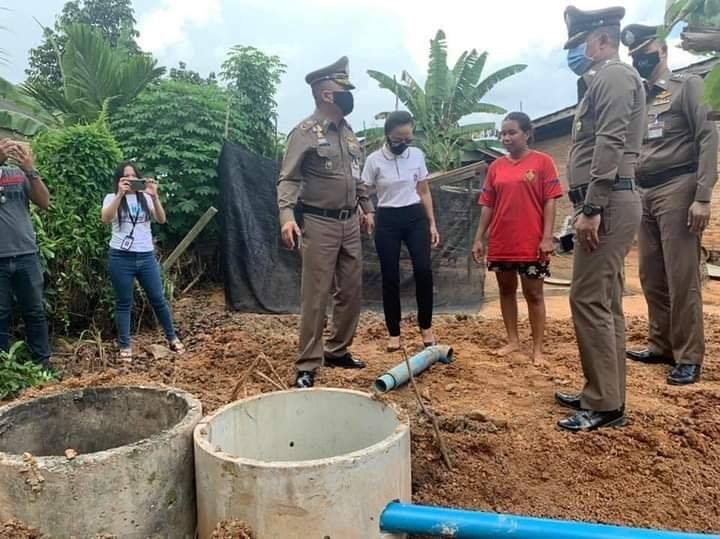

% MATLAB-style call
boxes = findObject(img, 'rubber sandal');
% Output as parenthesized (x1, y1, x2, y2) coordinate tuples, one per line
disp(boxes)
(169, 339, 185, 355)
(119, 348, 133, 362)
(387, 338, 401, 353)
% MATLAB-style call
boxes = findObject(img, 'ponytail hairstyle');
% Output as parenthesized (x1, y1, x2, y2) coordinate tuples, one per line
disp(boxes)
(112, 161, 151, 224)
(503, 111, 534, 144)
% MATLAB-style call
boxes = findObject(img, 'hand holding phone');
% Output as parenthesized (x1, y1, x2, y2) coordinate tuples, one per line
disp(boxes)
(129, 179, 147, 192)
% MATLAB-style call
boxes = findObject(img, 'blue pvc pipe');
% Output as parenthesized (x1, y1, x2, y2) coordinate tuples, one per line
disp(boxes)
(374, 345, 454, 393)
(380, 503, 720, 539)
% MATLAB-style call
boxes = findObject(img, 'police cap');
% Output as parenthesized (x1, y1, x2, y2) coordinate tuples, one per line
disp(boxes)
(305, 56, 355, 90)
(621, 24, 661, 54)
(564, 5, 626, 49)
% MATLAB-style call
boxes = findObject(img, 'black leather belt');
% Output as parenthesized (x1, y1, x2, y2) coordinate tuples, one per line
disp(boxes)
(302, 204, 356, 220)
(637, 164, 697, 189)
(568, 178, 635, 205)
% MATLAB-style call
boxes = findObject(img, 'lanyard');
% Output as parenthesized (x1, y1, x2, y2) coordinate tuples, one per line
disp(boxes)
(125, 204, 142, 238)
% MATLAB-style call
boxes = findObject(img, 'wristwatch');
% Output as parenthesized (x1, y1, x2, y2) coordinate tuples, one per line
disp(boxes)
(581, 204, 602, 216)
(24, 169, 40, 181)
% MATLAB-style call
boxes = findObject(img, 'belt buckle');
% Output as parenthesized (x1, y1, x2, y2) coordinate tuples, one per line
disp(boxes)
(338, 209, 350, 220)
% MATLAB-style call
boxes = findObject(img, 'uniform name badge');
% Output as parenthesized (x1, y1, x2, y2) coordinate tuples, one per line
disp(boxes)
(648, 113, 664, 140)
(120, 235, 134, 250)
(351, 159, 361, 180)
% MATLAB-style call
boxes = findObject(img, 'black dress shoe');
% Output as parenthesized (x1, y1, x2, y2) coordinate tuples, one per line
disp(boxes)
(555, 392, 583, 410)
(295, 370, 315, 388)
(324, 353, 366, 369)
(558, 409, 626, 432)
(626, 348, 674, 365)
(667, 364, 701, 385)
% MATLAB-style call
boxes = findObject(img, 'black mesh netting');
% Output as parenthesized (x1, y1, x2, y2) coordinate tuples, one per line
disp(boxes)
(219, 141, 486, 314)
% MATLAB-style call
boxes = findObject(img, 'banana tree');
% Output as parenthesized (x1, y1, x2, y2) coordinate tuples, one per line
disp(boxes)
(367, 30, 526, 171)
(0, 23, 164, 136)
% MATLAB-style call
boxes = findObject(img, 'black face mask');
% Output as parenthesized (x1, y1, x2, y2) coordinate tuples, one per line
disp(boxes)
(632, 51, 660, 80)
(332, 91, 354, 116)
(387, 137, 410, 155)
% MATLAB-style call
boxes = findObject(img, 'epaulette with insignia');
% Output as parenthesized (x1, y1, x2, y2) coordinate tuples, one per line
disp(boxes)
(671, 73, 690, 82)
(299, 119, 317, 131)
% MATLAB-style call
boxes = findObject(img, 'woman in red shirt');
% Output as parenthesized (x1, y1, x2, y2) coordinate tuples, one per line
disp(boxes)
(472, 112, 562, 364)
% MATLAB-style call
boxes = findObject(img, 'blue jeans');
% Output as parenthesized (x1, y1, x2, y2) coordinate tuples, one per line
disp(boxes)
(0, 253, 51, 364)
(108, 249, 177, 348)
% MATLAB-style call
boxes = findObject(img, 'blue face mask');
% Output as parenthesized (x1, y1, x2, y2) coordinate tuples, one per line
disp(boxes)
(567, 43, 593, 76)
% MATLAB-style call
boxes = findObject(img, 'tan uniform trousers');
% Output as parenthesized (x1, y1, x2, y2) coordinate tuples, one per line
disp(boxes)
(638, 174, 704, 365)
(297, 214, 362, 371)
(571, 190, 642, 412)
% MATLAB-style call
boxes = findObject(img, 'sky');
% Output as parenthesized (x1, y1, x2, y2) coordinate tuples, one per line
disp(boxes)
(0, 0, 702, 133)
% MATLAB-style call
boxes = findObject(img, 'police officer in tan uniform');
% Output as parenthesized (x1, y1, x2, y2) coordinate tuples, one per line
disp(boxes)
(277, 56, 374, 388)
(622, 24, 718, 386)
(554, 6, 646, 431)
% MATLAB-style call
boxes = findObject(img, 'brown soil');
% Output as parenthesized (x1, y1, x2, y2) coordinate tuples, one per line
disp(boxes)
(211, 521, 254, 539)
(0, 520, 43, 539)
(11, 249, 720, 535)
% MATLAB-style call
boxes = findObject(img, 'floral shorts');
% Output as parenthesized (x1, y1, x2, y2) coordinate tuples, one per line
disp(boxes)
(487, 260, 551, 279)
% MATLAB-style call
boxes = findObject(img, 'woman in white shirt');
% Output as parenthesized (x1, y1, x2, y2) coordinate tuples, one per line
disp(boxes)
(362, 111, 440, 351)
(101, 162, 184, 361)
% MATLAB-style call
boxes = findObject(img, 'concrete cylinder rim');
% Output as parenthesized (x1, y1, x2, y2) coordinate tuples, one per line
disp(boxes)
(0, 385, 203, 467)
(193, 387, 409, 469)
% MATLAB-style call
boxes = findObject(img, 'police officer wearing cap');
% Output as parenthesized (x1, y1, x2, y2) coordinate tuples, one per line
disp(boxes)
(554, 6, 646, 431)
(277, 56, 374, 388)
(622, 24, 718, 386)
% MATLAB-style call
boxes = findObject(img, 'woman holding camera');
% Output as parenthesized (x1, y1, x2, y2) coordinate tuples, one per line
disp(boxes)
(101, 162, 184, 361)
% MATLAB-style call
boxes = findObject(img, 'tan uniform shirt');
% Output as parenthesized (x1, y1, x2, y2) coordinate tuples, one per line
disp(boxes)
(277, 112, 374, 225)
(568, 58, 646, 207)
(637, 68, 719, 202)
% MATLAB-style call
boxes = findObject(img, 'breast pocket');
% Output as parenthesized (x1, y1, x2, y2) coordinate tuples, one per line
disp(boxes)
(312, 144, 341, 175)
(571, 99, 594, 143)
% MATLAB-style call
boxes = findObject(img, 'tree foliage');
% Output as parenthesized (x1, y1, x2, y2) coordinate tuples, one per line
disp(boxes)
(26, 0, 139, 88)
(111, 80, 250, 246)
(0, 342, 56, 400)
(169, 61, 217, 86)
(368, 30, 525, 171)
(1, 23, 163, 136)
(221, 45, 286, 157)
(32, 119, 123, 334)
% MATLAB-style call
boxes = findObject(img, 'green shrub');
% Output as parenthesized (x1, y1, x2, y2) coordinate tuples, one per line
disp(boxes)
(111, 80, 249, 246)
(32, 120, 122, 334)
(0, 342, 56, 400)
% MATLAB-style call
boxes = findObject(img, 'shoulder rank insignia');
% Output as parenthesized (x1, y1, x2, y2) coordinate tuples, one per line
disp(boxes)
(654, 90, 672, 105)
(300, 120, 316, 131)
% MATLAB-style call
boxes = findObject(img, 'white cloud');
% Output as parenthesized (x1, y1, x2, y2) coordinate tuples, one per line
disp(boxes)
(136, 0, 222, 54)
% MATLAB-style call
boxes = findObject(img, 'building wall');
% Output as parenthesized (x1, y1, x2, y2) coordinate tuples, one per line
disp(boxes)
(533, 132, 720, 259)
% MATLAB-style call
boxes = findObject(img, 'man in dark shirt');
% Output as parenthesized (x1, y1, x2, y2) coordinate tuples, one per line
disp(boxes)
(0, 138, 52, 368)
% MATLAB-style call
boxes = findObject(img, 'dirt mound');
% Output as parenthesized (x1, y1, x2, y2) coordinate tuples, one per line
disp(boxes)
(0, 520, 43, 539)
(211, 520, 254, 538)
(15, 289, 720, 535)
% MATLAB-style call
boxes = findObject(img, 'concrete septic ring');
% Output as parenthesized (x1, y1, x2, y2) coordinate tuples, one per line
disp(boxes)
(0, 386, 202, 538)
(194, 388, 411, 539)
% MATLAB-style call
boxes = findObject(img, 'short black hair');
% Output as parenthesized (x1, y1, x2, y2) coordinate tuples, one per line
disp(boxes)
(591, 25, 621, 48)
(503, 111, 534, 143)
(384, 110, 414, 135)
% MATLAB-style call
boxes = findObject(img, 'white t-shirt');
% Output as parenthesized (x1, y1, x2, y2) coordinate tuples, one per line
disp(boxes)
(362, 146, 429, 208)
(103, 193, 155, 252)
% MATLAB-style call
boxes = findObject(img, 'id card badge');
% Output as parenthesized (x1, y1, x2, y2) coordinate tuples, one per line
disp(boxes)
(120, 235, 134, 251)
(647, 114, 664, 140)
(351, 158, 361, 180)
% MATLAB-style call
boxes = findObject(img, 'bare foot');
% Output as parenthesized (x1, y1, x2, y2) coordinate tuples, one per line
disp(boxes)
(532, 351, 549, 367)
(421, 329, 436, 346)
(494, 342, 520, 356)
(387, 336, 401, 351)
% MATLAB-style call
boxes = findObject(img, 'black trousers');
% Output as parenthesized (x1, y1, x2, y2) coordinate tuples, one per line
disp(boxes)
(374, 203, 433, 336)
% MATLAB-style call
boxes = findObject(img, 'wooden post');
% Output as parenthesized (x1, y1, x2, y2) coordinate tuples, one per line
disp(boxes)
(162, 207, 218, 271)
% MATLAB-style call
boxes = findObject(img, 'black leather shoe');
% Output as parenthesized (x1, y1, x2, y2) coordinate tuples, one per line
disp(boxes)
(667, 364, 701, 385)
(324, 353, 366, 369)
(555, 392, 583, 410)
(626, 348, 674, 365)
(558, 409, 626, 432)
(295, 370, 315, 388)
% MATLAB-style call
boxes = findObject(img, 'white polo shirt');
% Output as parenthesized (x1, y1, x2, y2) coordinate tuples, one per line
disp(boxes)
(361, 146, 429, 208)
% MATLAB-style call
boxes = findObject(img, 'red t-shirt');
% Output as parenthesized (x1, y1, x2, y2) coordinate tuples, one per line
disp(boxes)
(478, 150, 562, 262)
